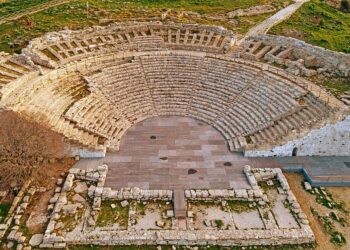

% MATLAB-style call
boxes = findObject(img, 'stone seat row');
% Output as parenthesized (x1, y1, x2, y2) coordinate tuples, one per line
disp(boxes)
(4, 50, 333, 153)
(0, 55, 34, 89)
(243, 41, 291, 61)
(247, 94, 332, 147)
(137, 55, 304, 130)
(75, 54, 318, 150)
(64, 92, 132, 144)
(26, 23, 235, 66)
(11, 74, 104, 149)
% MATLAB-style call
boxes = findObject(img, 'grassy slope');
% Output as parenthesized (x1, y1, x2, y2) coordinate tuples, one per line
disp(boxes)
(0, 0, 50, 16)
(309, 77, 350, 97)
(0, 0, 289, 53)
(270, 0, 350, 53)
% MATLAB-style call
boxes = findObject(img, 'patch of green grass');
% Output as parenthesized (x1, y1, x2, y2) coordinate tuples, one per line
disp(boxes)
(214, 219, 224, 228)
(309, 77, 350, 97)
(96, 201, 129, 228)
(136, 202, 146, 216)
(59, 203, 86, 232)
(19, 223, 31, 238)
(60, 210, 83, 232)
(109, 0, 272, 14)
(258, 179, 281, 192)
(0, 0, 291, 53)
(190, 200, 218, 208)
(270, 0, 350, 53)
(226, 200, 255, 213)
(237, 12, 276, 34)
(0, 203, 10, 223)
(0, 0, 50, 16)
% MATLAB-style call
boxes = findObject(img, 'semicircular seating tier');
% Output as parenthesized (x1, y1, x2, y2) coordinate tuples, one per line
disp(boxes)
(22, 22, 236, 68)
(0, 23, 347, 154)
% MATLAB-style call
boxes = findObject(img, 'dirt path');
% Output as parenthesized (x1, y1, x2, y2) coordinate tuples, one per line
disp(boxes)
(238, 0, 309, 44)
(0, 0, 70, 25)
(285, 173, 350, 250)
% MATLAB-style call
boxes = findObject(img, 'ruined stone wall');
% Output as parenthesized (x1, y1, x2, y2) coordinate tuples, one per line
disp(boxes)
(38, 165, 314, 248)
(241, 34, 350, 76)
(245, 114, 350, 157)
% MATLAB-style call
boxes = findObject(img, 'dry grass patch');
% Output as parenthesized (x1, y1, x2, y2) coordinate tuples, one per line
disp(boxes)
(96, 201, 129, 228)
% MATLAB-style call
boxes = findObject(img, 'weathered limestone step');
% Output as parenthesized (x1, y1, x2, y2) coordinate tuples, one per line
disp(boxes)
(173, 189, 186, 219)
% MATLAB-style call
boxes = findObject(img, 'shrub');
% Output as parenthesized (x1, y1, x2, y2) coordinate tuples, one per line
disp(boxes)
(340, 0, 350, 13)
(214, 219, 224, 228)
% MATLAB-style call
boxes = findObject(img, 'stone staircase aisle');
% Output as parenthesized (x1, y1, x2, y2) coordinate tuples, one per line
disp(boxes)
(173, 189, 187, 219)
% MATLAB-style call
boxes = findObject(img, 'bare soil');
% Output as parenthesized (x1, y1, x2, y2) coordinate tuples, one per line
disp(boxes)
(0, 110, 70, 190)
(285, 173, 350, 250)
(24, 159, 75, 234)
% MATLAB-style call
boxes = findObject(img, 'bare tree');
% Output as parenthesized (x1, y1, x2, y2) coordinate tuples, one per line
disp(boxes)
(0, 110, 67, 189)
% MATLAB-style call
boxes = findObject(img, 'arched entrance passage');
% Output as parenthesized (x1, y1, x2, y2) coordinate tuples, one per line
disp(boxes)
(292, 147, 298, 156)
(103, 116, 251, 190)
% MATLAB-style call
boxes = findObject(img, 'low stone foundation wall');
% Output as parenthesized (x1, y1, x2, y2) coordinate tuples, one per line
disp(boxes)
(38, 164, 314, 248)
(0, 180, 32, 238)
(69, 146, 106, 158)
(62, 228, 314, 246)
(0, 181, 48, 249)
(100, 187, 172, 201)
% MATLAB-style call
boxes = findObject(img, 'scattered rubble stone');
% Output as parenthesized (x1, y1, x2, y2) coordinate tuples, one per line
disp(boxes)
(74, 182, 88, 193)
(304, 182, 312, 191)
(166, 210, 174, 217)
(29, 234, 43, 247)
(120, 200, 129, 208)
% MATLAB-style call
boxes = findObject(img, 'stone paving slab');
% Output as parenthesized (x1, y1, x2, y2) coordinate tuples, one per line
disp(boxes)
(73, 116, 350, 188)
(232, 211, 264, 229)
(75, 116, 257, 190)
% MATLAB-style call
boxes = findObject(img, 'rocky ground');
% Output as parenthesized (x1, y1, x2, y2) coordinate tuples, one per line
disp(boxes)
(285, 173, 350, 250)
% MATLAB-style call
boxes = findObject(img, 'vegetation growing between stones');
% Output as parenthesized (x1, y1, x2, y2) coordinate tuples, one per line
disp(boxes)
(0, 203, 10, 223)
(60, 206, 85, 232)
(258, 179, 281, 192)
(307, 186, 349, 213)
(311, 207, 347, 246)
(96, 201, 129, 228)
(226, 200, 255, 213)
(136, 202, 147, 216)
(270, 0, 350, 53)
(307, 77, 350, 97)
(214, 219, 224, 228)
(190, 200, 218, 208)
